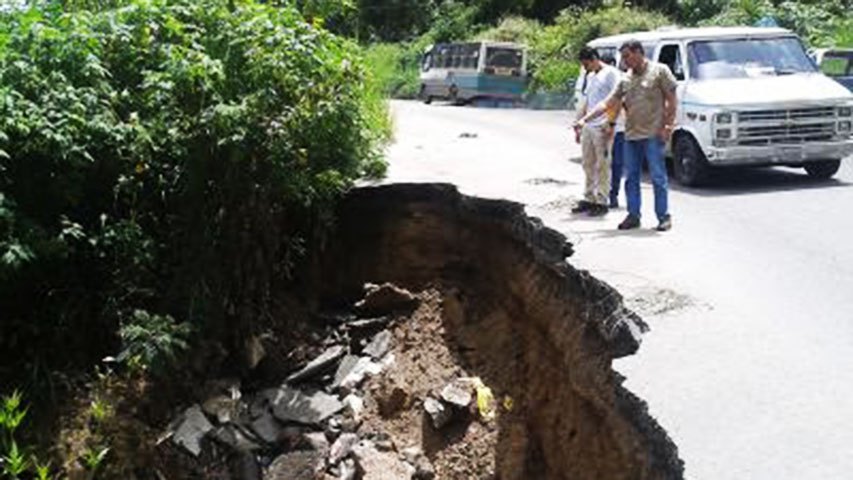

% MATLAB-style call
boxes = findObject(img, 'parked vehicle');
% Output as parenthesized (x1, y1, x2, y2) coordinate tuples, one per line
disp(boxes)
(583, 27, 853, 185)
(812, 48, 853, 92)
(419, 41, 528, 105)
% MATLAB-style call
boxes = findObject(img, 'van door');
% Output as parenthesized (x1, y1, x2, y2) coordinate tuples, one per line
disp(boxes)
(656, 42, 687, 125)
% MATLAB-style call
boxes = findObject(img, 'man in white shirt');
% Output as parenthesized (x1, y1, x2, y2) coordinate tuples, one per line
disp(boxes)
(572, 47, 619, 216)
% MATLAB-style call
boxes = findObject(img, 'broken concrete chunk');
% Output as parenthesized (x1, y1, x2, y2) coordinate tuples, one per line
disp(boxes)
(337, 357, 382, 392)
(353, 442, 417, 480)
(423, 397, 451, 430)
(342, 394, 365, 422)
(332, 355, 361, 389)
(302, 431, 330, 455)
(347, 316, 390, 330)
(355, 283, 419, 316)
(249, 411, 282, 445)
(363, 330, 393, 359)
(401, 446, 423, 465)
(264, 450, 324, 480)
(211, 425, 262, 453)
(339, 458, 357, 480)
(172, 404, 214, 457)
(202, 394, 241, 424)
(270, 387, 343, 425)
(329, 432, 360, 465)
(286, 345, 346, 384)
(440, 379, 473, 409)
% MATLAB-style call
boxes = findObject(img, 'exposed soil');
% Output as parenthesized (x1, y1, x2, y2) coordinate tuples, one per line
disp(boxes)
(310, 183, 683, 480)
(50, 183, 684, 480)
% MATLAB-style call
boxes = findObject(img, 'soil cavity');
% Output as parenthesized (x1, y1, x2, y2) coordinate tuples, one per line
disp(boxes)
(311, 183, 684, 480)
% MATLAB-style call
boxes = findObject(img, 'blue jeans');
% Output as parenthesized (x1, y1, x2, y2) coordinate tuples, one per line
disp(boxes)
(609, 132, 625, 206)
(625, 137, 669, 221)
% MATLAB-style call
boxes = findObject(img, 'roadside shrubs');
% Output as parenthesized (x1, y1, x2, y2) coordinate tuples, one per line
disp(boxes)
(0, 0, 389, 380)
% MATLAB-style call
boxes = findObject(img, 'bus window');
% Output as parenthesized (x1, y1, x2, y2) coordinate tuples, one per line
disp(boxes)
(485, 47, 523, 75)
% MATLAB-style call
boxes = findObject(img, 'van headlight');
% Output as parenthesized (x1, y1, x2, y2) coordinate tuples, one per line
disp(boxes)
(716, 128, 733, 139)
(839, 106, 853, 117)
(715, 112, 734, 124)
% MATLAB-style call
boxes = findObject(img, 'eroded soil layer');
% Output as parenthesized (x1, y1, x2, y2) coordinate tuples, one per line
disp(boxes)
(310, 183, 684, 480)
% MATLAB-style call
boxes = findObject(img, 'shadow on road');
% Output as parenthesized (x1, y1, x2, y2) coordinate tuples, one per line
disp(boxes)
(671, 166, 853, 197)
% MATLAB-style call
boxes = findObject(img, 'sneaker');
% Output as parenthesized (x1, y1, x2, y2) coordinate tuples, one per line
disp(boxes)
(571, 200, 591, 214)
(656, 215, 672, 232)
(588, 204, 609, 217)
(618, 214, 640, 230)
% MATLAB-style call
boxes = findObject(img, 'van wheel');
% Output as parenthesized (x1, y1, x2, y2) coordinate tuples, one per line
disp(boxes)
(673, 135, 709, 187)
(804, 160, 840, 179)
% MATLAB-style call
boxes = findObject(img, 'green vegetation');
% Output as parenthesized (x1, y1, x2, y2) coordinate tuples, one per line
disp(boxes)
(360, 0, 852, 99)
(0, 0, 388, 392)
(1, 392, 54, 480)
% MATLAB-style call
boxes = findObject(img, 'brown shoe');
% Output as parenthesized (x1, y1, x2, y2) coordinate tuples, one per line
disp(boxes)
(571, 200, 591, 214)
(618, 214, 640, 230)
(588, 204, 609, 217)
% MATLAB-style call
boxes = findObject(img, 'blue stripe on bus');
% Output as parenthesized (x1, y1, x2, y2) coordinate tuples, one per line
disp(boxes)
(451, 73, 527, 95)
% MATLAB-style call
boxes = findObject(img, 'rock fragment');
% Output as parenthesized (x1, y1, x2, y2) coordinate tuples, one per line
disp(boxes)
(286, 345, 346, 384)
(270, 387, 343, 425)
(172, 405, 214, 457)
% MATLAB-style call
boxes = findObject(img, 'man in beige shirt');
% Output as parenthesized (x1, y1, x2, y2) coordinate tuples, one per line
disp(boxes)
(574, 40, 678, 231)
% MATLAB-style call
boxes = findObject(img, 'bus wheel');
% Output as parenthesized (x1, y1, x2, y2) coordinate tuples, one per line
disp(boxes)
(448, 85, 460, 105)
(419, 85, 432, 104)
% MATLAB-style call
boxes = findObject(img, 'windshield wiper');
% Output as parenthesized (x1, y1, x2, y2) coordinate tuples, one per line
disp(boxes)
(775, 68, 799, 75)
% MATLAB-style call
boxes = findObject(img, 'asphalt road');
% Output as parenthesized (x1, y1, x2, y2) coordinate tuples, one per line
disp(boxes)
(378, 100, 853, 480)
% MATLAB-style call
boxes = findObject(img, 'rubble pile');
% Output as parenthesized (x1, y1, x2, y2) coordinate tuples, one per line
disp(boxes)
(158, 184, 685, 480)
(164, 283, 499, 479)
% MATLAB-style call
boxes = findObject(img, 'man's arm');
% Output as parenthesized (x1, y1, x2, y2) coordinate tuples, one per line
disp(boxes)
(574, 90, 620, 128)
(658, 65, 679, 140)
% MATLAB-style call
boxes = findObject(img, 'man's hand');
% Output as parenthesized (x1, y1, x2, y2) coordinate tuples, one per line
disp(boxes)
(658, 124, 674, 142)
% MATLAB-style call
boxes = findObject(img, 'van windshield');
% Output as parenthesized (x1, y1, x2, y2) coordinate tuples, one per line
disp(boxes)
(687, 37, 817, 80)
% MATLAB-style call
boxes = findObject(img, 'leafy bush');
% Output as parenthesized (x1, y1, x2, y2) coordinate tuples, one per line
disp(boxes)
(700, 0, 850, 47)
(528, 5, 671, 92)
(0, 0, 388, 383)
(117, 310, 192, 374)
(364, 43, 422, 99)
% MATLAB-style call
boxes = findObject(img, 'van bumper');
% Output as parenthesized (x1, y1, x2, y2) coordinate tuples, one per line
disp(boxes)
(706, 138, 853, 165)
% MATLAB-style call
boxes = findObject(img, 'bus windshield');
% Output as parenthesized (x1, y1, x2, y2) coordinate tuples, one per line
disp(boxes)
(687, 37, 817, 80)
(485, 47, 523, 69)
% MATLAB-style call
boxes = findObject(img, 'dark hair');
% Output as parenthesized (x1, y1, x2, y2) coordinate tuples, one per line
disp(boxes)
(619, 40, 644, 54)
(578, 46, 599, 61)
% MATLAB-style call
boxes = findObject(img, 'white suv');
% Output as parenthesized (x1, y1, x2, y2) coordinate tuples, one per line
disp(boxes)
(585, 26, 853, 186)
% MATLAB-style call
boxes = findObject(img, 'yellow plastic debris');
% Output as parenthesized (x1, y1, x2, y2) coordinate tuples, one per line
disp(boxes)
(503, 395, 514, 412)
(471, 377, 496, 421)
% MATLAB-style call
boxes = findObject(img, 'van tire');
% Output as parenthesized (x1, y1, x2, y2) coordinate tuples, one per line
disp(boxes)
(804, 159, 840, 179)
(673, 134, 709, 187)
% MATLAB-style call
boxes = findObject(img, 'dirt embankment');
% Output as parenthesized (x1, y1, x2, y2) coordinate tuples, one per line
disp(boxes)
(60, 183, 682, 480)
(304, 183, 683, 479)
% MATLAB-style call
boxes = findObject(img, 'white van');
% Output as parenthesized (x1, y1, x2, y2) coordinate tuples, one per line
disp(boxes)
(583, 27, 853, 185)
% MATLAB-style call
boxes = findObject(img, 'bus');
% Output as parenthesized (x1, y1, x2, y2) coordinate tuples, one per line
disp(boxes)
(418, 41, 528, 105)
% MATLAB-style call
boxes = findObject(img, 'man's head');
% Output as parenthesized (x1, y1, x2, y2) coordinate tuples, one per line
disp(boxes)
(578, 47, 601, 72)
(619, 40, 646, 71)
